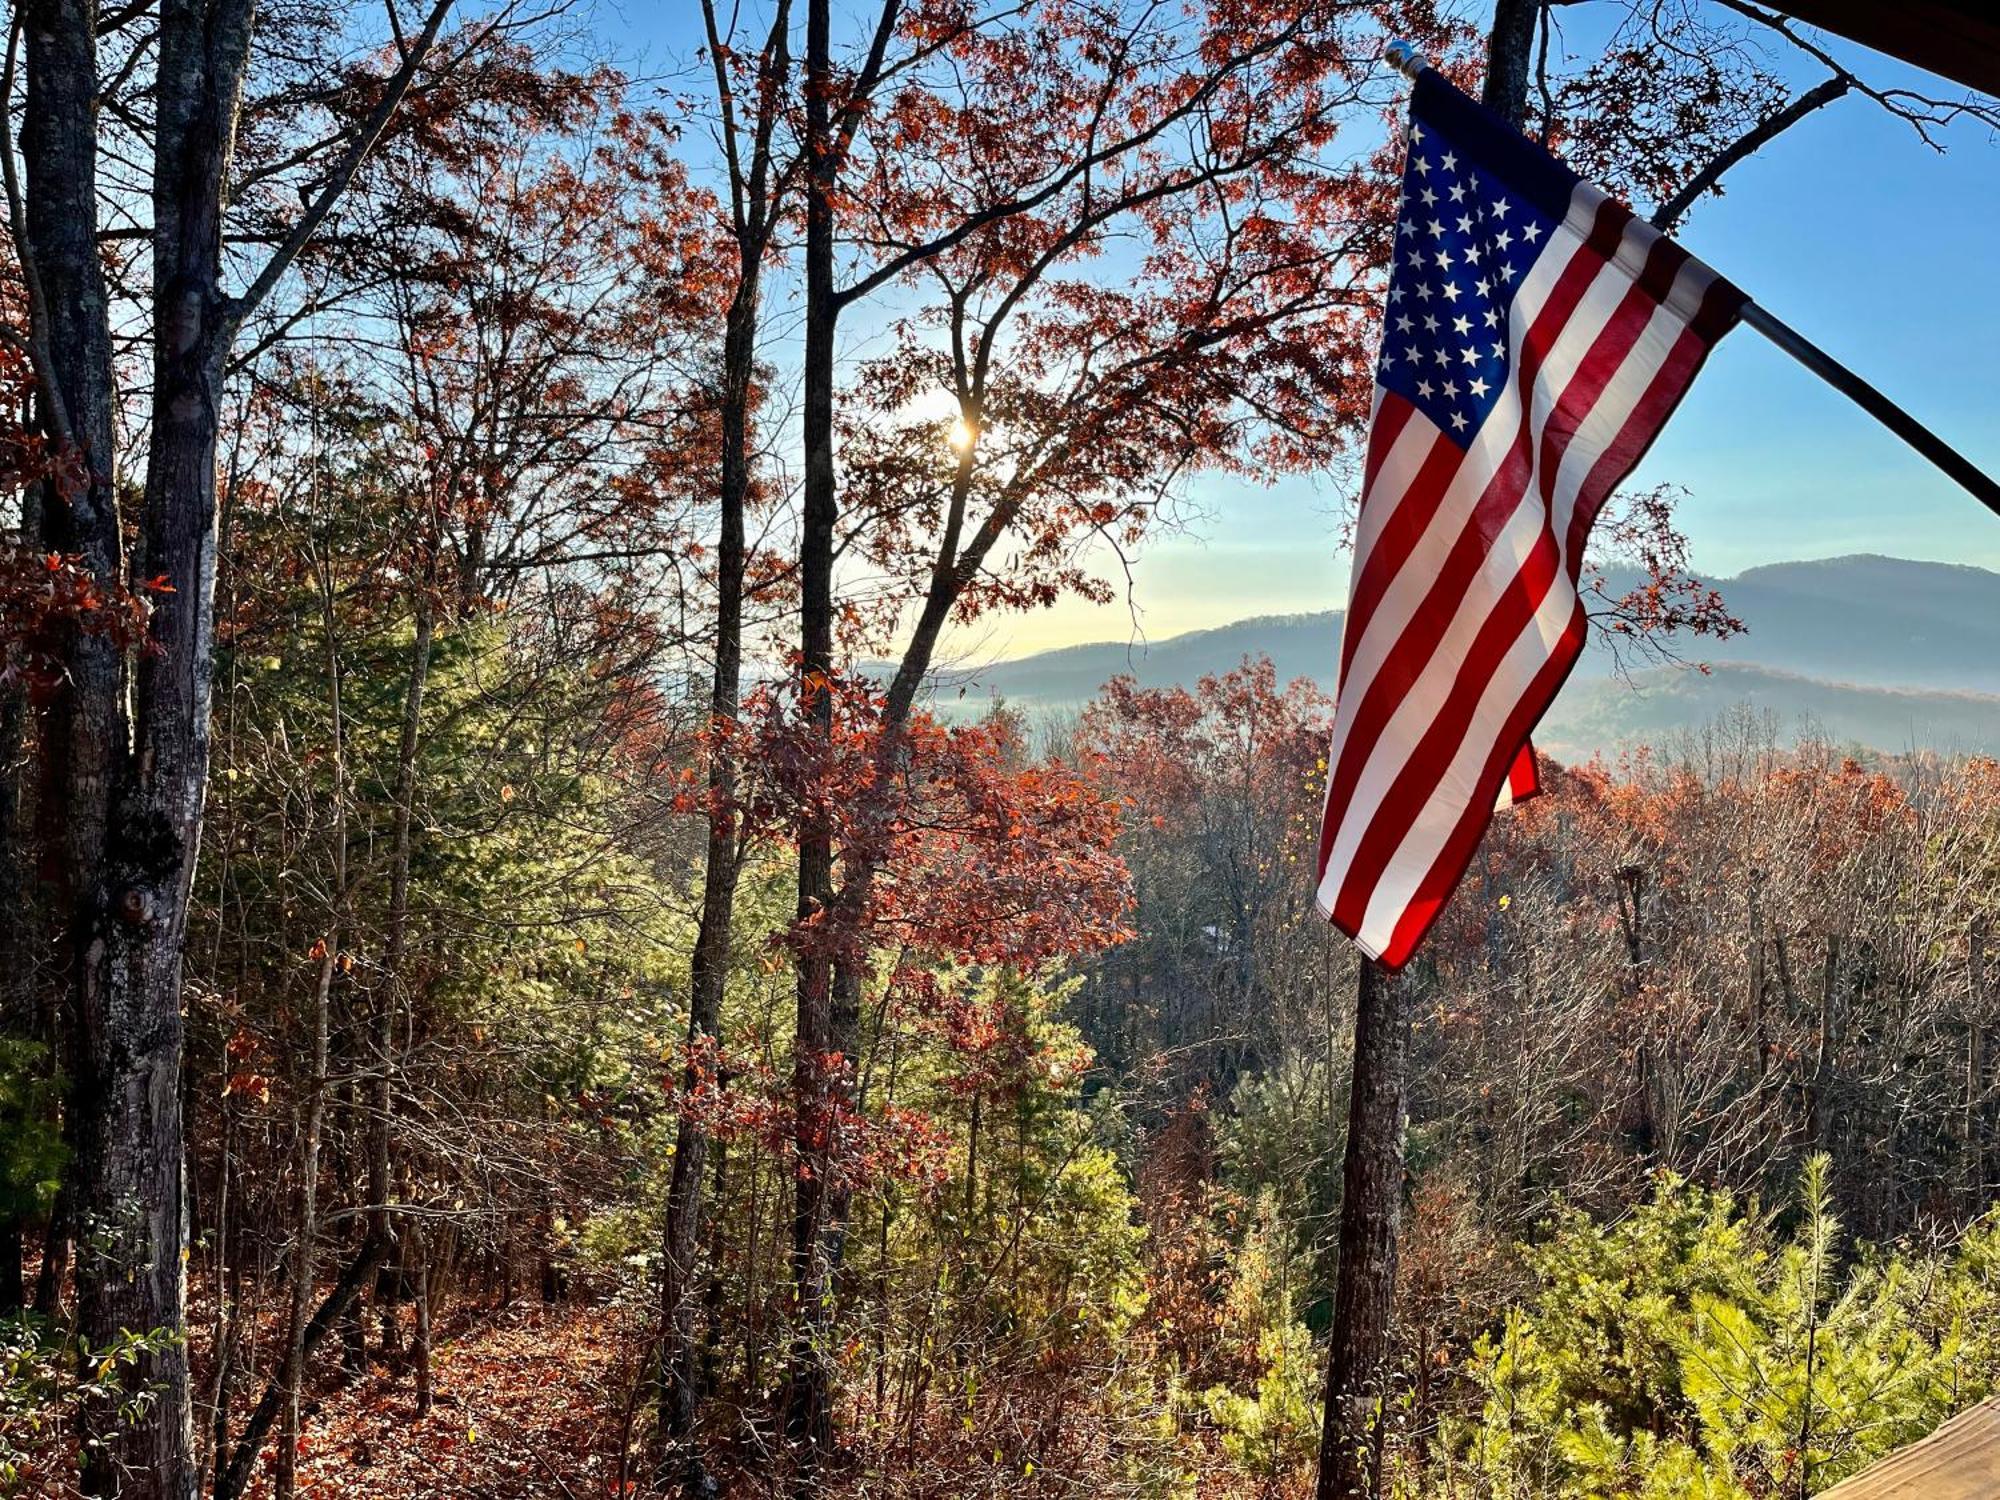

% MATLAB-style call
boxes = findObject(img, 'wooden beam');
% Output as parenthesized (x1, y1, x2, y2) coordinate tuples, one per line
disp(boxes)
(1774, 1, 2000, 96)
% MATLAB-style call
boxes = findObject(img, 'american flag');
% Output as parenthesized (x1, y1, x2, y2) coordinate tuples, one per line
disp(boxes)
(1314, 67, 1745, 969)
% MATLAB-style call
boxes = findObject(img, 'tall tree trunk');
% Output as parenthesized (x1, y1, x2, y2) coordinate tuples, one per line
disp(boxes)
(47, 0, 440, 1472)
(0, 687, 29, 1313)
(276, 579, 347, 1500)
(785, 0, 842, 1479)
(412, 1220, 434, 1415)
(1315, 961, 1409, 1500)
(21, 0, 127, 914)
(1968, 921, 1990, 1216)
(21, 0, 130, 1342)
(658, 0, 790, 1445)
(201, 1102, 237, 1494)
(1807, 936, 1840, 1153)
(1614, 865, 1656, 1156)
(0, 1221, 19, 1316)
(66, 2, 260, 1492)
(658, 232, 759, 1500)
(372, 606, 433, 1362)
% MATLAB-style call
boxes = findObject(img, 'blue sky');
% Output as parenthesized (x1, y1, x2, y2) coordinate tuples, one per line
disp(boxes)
(624, 4, 2000, 658)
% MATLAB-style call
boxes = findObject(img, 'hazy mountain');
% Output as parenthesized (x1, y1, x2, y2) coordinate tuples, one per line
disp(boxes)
(922, 555, 2000, 756)
(1604, 556, 2000, 695)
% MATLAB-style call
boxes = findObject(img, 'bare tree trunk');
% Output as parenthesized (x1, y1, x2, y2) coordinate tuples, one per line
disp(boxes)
(1966, 1022, 1986, 1216)
(372, 607, 433, 1364)
(1315, 961, 1408, 1500)
(275, 577, 347, 1499)
(0, 687, 30, 1313)
(31, 1184, 69, 1317)
(1807, 936, 1840, 1153)
(64, 3, 265, 1492)
(1614, 865, 1656, 1156)
(412, 1220, 434, 1415)
(657, 2, 782, 1459)
(201, 1102, 237, 1494)
(1747, 884, 1777, 1127)
(0, 1222, 19, 1315)
(20, 0, 127, 923)
(782, 0, 844, 1484)
(20, 0, 129, 1352)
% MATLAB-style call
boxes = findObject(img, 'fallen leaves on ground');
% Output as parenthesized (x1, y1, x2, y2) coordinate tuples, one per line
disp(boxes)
(242, 1301, 639, 1500)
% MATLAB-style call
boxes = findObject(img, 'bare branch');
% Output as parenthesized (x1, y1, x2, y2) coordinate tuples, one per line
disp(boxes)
(1652, 74, 1850, 232)
(222, 0, 456, 341)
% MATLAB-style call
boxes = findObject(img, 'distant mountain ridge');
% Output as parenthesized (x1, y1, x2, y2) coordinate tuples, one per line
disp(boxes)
(922, 555, 2000, 757)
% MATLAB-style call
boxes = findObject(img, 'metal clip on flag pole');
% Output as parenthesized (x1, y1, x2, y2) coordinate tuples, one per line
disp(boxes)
(1381, 40, 2000, 521)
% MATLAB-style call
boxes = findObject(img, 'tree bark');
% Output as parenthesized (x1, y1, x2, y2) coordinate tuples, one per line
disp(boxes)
(0, 687, 29, 1313)
(658, 5, 786, 1469)
(1481, 0, 1540, 127)
(1968, 922, 1990, 1216)
(655, 342, 747, 1483)
(21, 0, 127, 916)
(412, 1219, 434, 1415)
(785, 0, 843, 1481)
(1315, 960, 1409, 1500)
(0, 1221, 19, 1314)
(20, 0, 129, 1347)
(1807, 935, 1840, 1153)
(65, 2, 261, 1493)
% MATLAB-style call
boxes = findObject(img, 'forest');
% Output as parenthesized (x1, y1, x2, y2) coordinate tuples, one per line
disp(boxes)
(3, 0, 1999, 1496)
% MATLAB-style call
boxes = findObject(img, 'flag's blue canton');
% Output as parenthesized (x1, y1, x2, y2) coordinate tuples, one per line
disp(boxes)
(1374, 113, 1561, 452)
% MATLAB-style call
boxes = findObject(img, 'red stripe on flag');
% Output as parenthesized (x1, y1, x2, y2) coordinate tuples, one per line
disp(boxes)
(1361, 394, 1416, 498)
(1563, 281, 1743, 562)
(1532, 238, 1685, 514)
(1505, 741, 1539, 803)
(1336, 427, 1463, 692)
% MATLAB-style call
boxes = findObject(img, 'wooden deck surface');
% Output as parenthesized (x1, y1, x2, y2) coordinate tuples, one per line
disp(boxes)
(1818, 1399, 2000, 1499)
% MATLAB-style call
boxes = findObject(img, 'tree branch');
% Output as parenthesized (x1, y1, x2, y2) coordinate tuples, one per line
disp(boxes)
(1651, 74, 1850, 232)
(836, 15, 1307, 308)
(1711, 0, 1998, 147)
(221, 0, 456, 342)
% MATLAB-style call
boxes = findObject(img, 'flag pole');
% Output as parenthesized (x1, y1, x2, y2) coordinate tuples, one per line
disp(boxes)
(1380, 40, 2000, 524)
